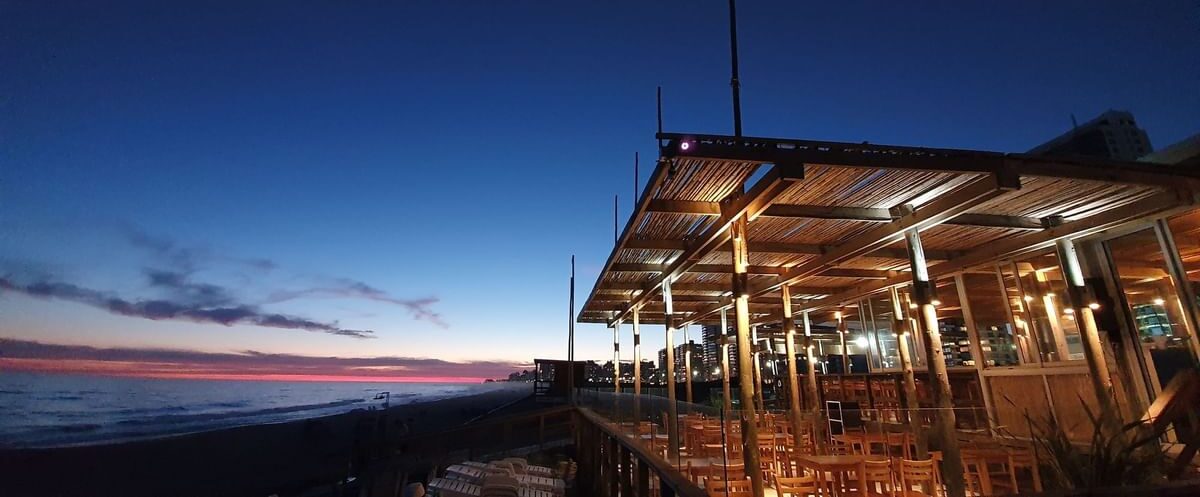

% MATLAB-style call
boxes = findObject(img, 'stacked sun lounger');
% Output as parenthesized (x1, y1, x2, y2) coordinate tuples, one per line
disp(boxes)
(429, 458, 565, 497)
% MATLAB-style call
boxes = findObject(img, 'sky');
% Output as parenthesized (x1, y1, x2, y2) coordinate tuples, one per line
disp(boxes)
(1, 1, 1197, 381)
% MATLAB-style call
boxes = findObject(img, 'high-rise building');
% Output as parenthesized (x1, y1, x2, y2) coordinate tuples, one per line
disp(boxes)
(656, 342, 705, 381)
(700, 324, 738, 380)
(1028, 110, 1152, 160)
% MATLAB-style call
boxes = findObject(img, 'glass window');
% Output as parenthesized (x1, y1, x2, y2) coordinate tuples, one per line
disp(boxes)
(961, 270, 1021, 366)
(934, 277, 973, 368)
(896, 286, 928, 368)
(999, 263, 1041, 364)
(1110, 226, 1196, 388)
(864, 293, 901, 370)
(1011, 250, 1084, 362)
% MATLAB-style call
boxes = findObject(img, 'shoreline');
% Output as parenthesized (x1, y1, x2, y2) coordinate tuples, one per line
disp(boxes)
(0, 383, 533, 497)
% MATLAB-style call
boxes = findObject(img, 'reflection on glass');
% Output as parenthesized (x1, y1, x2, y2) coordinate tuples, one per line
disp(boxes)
(1109, 226, 1195, 388)
(962, 271, 1020, 366)
(1011, 250, 1083, 362)
(935, 277, 972, 367)
(999, 263, 1039, 364)
(897, 286, 928, 368)
(865, 294, 900, 370)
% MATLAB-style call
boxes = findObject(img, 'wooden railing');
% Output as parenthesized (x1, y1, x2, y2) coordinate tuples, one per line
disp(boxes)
(574, 407, 706, 497)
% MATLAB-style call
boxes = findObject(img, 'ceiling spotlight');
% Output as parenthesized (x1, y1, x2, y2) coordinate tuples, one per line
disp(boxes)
(1088, 302, 1100, 310)
(1153, 298, 1166, 306)
(680, 141, 692, 152)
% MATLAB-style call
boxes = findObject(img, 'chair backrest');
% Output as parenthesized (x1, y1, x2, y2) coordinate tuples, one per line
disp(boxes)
(898, 458, 936, 494)
(714, 463, 746, 481)
(886, 431, 910, 458)
(705, 477, 752, 496)
(860, 459, 894, 493)
(775, 474, 818, 497)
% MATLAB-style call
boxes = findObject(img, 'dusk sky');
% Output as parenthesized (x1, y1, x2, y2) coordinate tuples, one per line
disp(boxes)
(2, 1, 1197, 381)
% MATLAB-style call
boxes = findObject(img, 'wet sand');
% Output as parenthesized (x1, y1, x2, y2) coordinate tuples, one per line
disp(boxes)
(0, 383, 532, 497)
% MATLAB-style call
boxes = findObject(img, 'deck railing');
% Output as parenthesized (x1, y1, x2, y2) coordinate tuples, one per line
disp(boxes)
(574, 406, 706, 497)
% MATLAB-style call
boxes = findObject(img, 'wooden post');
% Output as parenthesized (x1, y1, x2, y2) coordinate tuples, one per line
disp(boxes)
(731, 215, 765, 497)
(752, 325, 765, 412)
(637, 454, 650, 497)
(663, 278, 681, 463)
(890, 286, 927, 458)
(684, 326, 694, 405)
(613, 321, 622, 394)
(721, 308, 734, 417)
(802, 311, 825, 453)
(609, 435, 619, 497)
(837, 309, 849, 374)
(1055, 238, 1120, 422)
(905, 228, 966, 497)
(620, 445, 633, 497)
(782, 285, 805, 452)
(633, 307, 643, 422)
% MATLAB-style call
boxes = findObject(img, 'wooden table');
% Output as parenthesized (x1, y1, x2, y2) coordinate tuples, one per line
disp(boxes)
(794, 454, 886, 496)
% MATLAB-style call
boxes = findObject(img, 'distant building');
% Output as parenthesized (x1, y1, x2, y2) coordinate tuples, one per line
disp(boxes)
(657, 342, 705, 382)
(1028, 110, 1152, 160)
(701, 323, 738, 380)
(1142, 133, 1200, 167)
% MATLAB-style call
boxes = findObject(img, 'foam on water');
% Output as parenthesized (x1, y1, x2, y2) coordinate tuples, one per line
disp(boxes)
(0, 372, 506, 448)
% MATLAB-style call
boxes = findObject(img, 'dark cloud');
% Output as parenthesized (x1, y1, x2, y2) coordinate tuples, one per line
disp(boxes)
(0, 338, 523, 379)
(266, 278, 447, 328)
(121, 226, 277, 273)
(144, 269, 235, 307)
(0, 277, 373, 339)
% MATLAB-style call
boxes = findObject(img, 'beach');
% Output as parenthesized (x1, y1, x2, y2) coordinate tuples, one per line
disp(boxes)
(0, 382, 532, 497)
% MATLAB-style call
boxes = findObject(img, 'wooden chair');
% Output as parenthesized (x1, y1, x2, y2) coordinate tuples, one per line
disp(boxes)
(713, 463, 747, 481)
(857, 459, 894, 497)
(885, 431, 911, 459)
(775, 473, 819, 497)
(705, 478, 753, 497)
(896, 459, 937, 497)
(1005, 448, 1043, 493)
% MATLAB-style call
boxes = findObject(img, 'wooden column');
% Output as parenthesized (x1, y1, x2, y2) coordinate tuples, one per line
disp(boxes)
(731, 215, 765, 497)
(802, 311, 825, 453)
(613, 321, 622, 394)
(752, 325, 765, 412)
(837, 309, 850, 374)
(890, 286, 927, 458)
(633, 307, 642, 422)
(1055, 238, 1119, 421)
(721, 308, 733, 417)
(684, 326, 694, 404)
(905, 228, 966, 497)
(782, 285, 805, 452)
(663, 278, 681, 463)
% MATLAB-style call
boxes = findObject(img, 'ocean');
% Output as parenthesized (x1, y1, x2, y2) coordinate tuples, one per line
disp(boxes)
(0, 372, 512, 449)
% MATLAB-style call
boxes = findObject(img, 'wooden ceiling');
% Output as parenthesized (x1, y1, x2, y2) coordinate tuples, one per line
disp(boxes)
(579, 133, 1200, 327)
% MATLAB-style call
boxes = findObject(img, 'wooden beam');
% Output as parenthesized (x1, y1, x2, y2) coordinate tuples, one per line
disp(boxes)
(676, 173, 1018, 327)
(622, 239, 960, 260)
(654, 200, 1046, 230)
(659, 132, 1200, 189)
(646, 199, 722, 215)
(610, 263, 893, 279)
(796, 190, 1198, 313)
(606, 163, 804, 326)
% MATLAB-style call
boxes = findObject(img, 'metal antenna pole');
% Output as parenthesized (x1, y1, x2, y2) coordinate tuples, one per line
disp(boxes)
(568, 256, 576, 405)
(728, 0, 743, 137)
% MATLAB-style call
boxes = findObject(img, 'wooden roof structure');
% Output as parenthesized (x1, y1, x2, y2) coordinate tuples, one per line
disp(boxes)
(579, 132, 1200, 327)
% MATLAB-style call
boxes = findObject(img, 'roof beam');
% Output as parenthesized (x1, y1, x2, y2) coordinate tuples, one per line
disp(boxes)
(650, 200, 1045, 230)
(659, 132, 1200, 189)
(605, 163, 805, 326)
(625, 239, 961, 261)
(675, 173, 1019, 327)
(795, 189, 1199, 313)
(609, 263, 893, 278)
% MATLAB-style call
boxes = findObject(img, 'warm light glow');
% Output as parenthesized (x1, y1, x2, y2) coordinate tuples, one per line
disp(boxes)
(1088, 302, 1101, 310)
(908, 303, 918, 309)
(854, 336, 869, 348)
(930, 299, 941, 306)
(1063, 308, 1074, 314)
(1045, 292, 1056, 298)
(1023, 295, 1034, 302)
(1153, 298, 1166, 306)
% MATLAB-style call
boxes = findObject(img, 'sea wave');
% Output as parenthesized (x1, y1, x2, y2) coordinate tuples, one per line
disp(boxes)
(114, 398, 365, 427)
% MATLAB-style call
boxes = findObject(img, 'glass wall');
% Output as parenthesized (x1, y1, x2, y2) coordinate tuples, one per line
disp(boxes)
(1108, 227, 1196, 388)
(961, 270, 1021, 366)
(1009, 250, 1084, 362)
(934, 277, 973, 367)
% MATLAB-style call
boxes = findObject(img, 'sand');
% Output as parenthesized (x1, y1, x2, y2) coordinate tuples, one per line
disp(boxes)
(0, 383, 533, 497)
